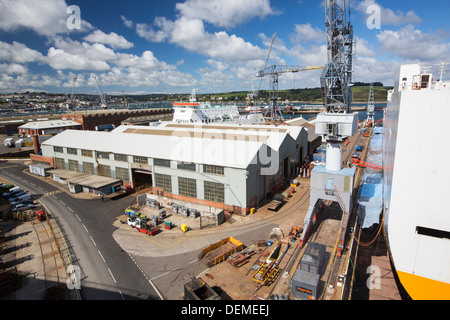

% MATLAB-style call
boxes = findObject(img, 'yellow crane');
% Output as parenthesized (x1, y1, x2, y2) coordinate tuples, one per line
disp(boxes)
(122, 90, 129, 110)
(255, 65, 324, 121)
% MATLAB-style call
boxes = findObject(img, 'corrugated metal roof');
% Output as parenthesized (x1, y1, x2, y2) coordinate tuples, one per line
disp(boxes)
(48, 169, 121, 189)
(42, 128, 268, 169)
(19, 120, 82, 130)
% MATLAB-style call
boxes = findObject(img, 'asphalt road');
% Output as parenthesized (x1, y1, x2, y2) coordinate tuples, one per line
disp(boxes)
(0, 162, 158, 300)
(0, 161, 278, 300)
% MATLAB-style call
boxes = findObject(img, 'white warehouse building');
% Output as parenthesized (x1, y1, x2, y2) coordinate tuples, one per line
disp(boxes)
(37, 123, 308, 215)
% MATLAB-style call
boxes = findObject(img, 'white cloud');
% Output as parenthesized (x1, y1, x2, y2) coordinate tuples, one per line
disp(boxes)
(83, 30, 134, 49)
(376, 25, 450, 62)
(290, 23, 325, 43)
(175, 0, 279, 28)
(353, 56, 401, 85)
(136, 17, 174, 43)
(356, 0, 422, 26)
(115, 51, 175, 71)
(121, 15, 134, 29)
(0, 0, 92, 37)
(47, 47, 111, 71)
(0, 63, 28, 75)
(355, 37, 376, 57)
(0, 69, 62, 93)
(0, 41, 46, 64)
(136, 1, 275, 63)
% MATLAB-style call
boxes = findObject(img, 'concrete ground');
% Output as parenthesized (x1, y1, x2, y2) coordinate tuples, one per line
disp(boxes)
(0, 217, 67, 299)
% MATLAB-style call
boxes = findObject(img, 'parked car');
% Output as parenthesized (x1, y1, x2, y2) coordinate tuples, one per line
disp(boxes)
(3, 187, 22, 197)
(7, 193, 26, 202)
(8, 193, 30, 203)
(12, 204, 27, 211)
(12, 203, 35, 211)
(10, 199, 34, 206)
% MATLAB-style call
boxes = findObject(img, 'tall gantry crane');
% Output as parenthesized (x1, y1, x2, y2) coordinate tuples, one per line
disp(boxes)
(320, 0, 354, 114)
(93, 75, 108, 109)
(300, 0, 358, 258)
(65, 75, 78, 109)
(316, 0, 357, 171)
(246, 33, 277, 111)
(256, 65, 323, 121)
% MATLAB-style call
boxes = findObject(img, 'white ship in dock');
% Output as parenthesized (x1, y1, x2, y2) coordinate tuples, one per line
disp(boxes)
(172, 91, 267, 125)
(384, 63, 450, 299)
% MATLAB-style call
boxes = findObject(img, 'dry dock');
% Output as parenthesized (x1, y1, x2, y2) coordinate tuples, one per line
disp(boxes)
(193, 124, 402, 301)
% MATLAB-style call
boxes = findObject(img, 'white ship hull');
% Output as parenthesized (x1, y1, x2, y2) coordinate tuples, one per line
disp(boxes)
(172, 101, 267, 125)
(384, 64, 450, 299)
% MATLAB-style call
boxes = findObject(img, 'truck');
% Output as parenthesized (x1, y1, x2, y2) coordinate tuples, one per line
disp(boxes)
(117, 213, 161, 236)
(135, 217, 161, 236)
(4, 138, 14, 148)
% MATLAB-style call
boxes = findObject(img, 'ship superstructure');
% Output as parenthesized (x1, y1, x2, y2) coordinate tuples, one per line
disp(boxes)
(384, 64, 450, 299)
(172, 90, 266, 124)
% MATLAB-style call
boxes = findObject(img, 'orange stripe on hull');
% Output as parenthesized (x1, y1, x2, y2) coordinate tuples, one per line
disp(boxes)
(397, 271, 450, 300)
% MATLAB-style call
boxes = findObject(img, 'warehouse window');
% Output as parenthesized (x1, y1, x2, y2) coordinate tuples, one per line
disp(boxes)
(68, 160, 80, 172)
(155, 173, 172, 193)
(114, 153, 128, 162)
(115, 167, 129, 181)
(133, 156, 148, 164)
(204, 181, 225, 204)
(177, 162, 196, 171)
(55, 158, 66, 170)
(178, 177, 196, 198)
(54, 146, 63, 153)
(67, 148, 78, 155)
(203, 165, 224, 176)
(98, 164, 111, 177)
(83, 162, 95, 175)
(154, 158, 170, 167)
(97, 152, 111, 160)
(82, 150, 93, 157)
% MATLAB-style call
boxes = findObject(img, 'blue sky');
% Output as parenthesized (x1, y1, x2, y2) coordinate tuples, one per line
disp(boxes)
(0, 0, 449, 95)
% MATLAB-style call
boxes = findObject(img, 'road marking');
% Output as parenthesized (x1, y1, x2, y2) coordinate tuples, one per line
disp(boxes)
(150, 268, 180, 281)
(108, 268, 117, 283)
(82, 224, 89, 233)
(45, 190, 63, 197)
(118, 290, 125, 300)
(126, 252, 164, 300)
(98, 250, 106, 263)
(68, 207, 74, 212)
(189, 259, 198, 264)
(0, 165, 19, 169)
(90, 236, 97, 247)
(59, 200, 66, 206)
(75, 214, 81, 222)
(148, 279, 164, 300)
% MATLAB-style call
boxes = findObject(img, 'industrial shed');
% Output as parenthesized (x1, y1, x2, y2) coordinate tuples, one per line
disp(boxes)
(37, 123, 308, 215)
